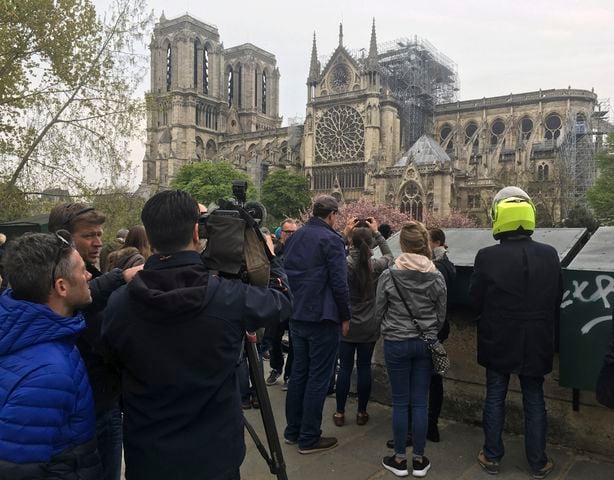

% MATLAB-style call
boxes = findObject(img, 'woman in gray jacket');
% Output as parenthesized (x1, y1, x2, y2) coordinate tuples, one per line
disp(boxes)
(333, 218, 393, 427)
(376, 221, 447, 478)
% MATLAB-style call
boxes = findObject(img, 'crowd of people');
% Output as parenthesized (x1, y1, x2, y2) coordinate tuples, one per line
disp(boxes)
(0, 186, 611, 479)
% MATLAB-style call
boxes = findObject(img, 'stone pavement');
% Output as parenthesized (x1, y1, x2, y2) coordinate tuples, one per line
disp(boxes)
(241, 376, 614, 480)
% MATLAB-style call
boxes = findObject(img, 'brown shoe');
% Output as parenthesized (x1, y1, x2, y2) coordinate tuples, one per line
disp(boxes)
(356, 411, 369, 426)
(333, 413, 345, 427)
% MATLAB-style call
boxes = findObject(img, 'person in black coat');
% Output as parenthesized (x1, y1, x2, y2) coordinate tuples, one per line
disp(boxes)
(102, 190, 292, 480)
(470, 187, 562, 479)
(596, 307, 614, 409)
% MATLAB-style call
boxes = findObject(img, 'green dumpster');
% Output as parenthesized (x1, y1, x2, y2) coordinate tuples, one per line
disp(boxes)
(560, 226, 614, 391)
(0, 214, 50, 240)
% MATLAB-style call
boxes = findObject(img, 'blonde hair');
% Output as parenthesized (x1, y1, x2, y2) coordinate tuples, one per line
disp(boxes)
(399, 221, 432, 258)
(0, 233, 6, 246)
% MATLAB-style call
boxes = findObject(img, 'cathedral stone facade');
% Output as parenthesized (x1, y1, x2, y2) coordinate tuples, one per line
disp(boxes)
(141, 13, 600, 225)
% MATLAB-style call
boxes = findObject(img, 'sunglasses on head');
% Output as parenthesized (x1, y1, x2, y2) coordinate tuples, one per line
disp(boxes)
(51, 230, 74, 287)
(60, 204, 95, 230)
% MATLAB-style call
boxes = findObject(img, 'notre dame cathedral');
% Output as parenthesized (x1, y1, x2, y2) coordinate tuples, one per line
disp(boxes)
(140, 13, 605, 225)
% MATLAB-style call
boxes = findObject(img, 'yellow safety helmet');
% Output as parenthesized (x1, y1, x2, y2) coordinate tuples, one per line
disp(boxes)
(490, 186, 535, 239)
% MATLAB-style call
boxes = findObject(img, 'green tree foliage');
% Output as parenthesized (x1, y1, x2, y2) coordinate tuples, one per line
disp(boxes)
(171, 161, 255, 206)
(587, 133, 614, 225)
(90, 190, 146, 242)
(0, 0, 153, 191)
(563, 204, 600, 232)
(0, 184, 28, 222)
(261, 169, 311, 224)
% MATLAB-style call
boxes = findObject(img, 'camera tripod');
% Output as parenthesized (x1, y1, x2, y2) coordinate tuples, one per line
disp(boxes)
(243, 332, 289, 480)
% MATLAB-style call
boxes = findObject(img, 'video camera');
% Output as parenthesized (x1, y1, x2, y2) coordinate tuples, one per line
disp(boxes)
(200, 180, 272, 286)
(201, 182, 289, 479)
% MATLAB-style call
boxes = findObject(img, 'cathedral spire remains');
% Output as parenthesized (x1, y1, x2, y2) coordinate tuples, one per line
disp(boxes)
(368, 18, 378, 60)
(338, 23, 343, 47)
(308, 32, 320, 81)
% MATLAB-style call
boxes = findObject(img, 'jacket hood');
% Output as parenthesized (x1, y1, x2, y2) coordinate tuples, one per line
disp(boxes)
(395, 253, 437, 273)
(127, 251, 210, 321)
(0, 290, 85, 356)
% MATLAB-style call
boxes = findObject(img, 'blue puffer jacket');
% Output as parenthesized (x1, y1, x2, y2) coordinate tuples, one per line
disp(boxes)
(0, 290, 101, 479)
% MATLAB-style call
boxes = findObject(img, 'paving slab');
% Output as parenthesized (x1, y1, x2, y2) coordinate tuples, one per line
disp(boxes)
(240, 364, 614, 479)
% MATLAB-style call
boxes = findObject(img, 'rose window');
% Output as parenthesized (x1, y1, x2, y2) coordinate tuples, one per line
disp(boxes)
(315, 105, 365, 164)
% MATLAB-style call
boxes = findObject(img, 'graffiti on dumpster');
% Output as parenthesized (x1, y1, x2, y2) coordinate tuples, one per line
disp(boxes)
(561, 274, 614, 335)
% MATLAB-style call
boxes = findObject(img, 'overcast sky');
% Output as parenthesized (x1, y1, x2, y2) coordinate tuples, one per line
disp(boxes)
(94, 0, 614, 183)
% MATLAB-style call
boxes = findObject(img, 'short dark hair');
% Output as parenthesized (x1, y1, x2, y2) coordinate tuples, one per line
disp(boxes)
(429, 228, 446, 245)
(141, 190, 199, 253)
(312, 195, 339, 219)
(48, 203, 106, 234)
(4, 233, 74, 304)
(378, 223, 392, 239)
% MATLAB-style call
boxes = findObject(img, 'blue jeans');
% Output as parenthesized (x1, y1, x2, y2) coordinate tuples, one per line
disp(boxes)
(284, 319, 340, 448)
(482, 369, 548, 471)
(384, 338, 432, 457)
(96, 404, 123, 480)
(336, 341, 376, 413)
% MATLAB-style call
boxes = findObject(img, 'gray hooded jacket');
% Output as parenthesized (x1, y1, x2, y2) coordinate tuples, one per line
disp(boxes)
(376, 253, 447, 342)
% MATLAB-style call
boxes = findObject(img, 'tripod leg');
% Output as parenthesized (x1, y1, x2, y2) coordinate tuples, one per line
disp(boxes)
(246, 340, 289, 480)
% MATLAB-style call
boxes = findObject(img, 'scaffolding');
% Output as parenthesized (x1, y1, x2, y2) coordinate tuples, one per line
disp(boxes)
(377, 36, 459, 149)
(558, 97, 610, 215)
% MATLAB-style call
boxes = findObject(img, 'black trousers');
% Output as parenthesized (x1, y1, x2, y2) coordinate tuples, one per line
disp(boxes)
(270, 318, 293, 380)
(407, 373, 444, 428)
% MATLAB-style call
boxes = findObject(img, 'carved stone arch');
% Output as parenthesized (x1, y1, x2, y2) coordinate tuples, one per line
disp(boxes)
(195, 136, 204, 162)
(279, 141, 288, 163)
(232, 145, 243, 167)
(205, 139, 217, 160)
(245, 143, 257, 164)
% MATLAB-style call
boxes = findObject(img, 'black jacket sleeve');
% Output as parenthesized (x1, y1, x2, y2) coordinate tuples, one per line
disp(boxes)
(469, 249, 485, 314)
(241, 275, 293, 332)
(87, 269, 124, 313)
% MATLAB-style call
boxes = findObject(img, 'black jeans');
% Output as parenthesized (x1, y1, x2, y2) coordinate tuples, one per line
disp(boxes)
(335, 341, 376, 413)
(270, 318, 293, 381)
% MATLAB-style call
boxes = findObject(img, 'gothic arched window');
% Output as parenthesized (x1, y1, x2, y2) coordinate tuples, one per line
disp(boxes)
(193, 40, 199, 89)
(203, 47, 209, 95)
(400, 181, 424, 221)
(544, 113, 562, 140)
(227, 67, 234, 107)
(254, 69, 258, 109)
(537, 163, 549, 182)
(237, 64, 243, 108)
(166, 44, 172, 91)
(262, 70, 267, 114)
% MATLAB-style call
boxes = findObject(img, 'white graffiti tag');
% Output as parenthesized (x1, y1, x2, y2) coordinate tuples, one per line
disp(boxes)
(580, 316, 611, 335)
(561, 274, 614, 335)
(561, 275, 614, 310)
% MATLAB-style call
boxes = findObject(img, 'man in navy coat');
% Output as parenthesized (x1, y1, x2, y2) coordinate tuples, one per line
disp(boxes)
(283, 195, 351, 454)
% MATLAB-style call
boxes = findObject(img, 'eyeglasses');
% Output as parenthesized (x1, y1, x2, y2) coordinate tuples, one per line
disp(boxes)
(51, 230, 74, 287)
(282, 230, 296, 234)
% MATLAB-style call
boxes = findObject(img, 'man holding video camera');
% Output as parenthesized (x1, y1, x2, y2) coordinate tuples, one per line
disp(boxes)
(102, 190, 292, 480)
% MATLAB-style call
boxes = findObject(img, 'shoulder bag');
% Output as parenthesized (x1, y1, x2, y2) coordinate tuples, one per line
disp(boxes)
(389, 271, 450, 376)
